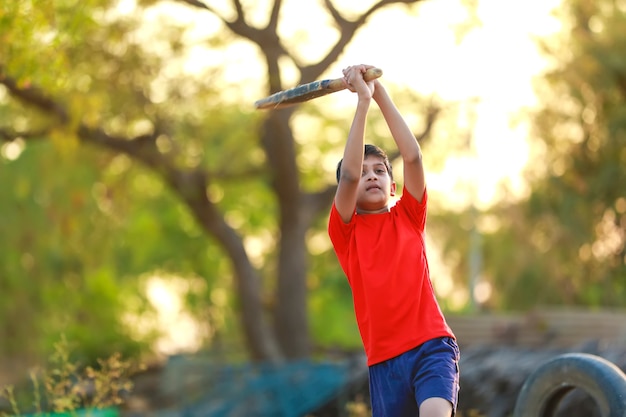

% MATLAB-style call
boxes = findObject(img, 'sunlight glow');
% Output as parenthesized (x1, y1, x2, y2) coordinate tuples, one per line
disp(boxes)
(116, 0, 137, 15)
(428, 234, 455, 298)
(473, 280, 493, 305)
(307, 230, 334, 256)
(301, 0, 561, 207)
(128, 275, 209, 356)
(146, 276, 206, 355)
(144, 0, 563, 209)
(244, 231, 276, 268)
(591, 209, 625, 260)
(1, 139, 25, 161)
(333, 0, 563, 207)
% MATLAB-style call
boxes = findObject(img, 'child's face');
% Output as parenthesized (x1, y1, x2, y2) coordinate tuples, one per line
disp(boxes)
(356, 155, 396, 213)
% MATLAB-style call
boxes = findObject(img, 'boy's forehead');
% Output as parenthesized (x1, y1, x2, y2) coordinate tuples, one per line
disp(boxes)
(363, 155, 386, 165)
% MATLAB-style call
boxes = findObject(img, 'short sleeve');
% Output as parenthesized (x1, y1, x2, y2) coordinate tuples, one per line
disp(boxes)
(328, 202, 354, 259)
(394, 186, 428, 231)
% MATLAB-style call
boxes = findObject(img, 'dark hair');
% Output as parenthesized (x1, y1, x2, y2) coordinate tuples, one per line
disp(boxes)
(336, 144, 393, 183)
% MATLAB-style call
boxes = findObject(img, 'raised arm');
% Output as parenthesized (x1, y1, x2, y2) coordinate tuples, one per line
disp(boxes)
(373, 83, 425, 202)
(334, 65, 375, 223)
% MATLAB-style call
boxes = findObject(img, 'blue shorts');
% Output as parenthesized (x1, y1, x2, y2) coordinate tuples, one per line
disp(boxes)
(368, 337, 460, 417)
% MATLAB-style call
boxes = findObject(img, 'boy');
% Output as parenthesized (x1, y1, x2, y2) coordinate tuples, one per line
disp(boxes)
(328, 64, 460, 417)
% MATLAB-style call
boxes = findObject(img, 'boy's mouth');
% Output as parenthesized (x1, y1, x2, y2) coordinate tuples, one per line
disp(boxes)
(366, 185, 381, 191)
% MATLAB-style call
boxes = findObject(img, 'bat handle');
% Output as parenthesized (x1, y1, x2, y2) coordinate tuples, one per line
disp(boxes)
(363, 67, 383, 81)
(327, 67, 383, 90)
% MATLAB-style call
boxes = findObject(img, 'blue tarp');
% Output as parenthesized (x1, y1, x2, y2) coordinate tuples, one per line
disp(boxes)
(160, 356, 358, 417)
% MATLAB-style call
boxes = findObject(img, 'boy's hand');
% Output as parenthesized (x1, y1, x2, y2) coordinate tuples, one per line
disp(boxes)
(342, 65, 375, 100)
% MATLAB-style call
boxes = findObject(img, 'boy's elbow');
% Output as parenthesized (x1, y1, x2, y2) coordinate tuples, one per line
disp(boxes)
(339, 171, 360, 184)
(404, 150, 423, 166)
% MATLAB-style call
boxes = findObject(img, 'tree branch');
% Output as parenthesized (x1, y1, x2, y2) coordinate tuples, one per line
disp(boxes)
(77, 125, 282, 361)
(0, 68, 69, 123)
(387, 103, 440, 162)
(176, 0, 212, 11)
(302, 185, 337, 224)
(416, 102, 441, 143)
(300, 0, 426, 82)
(269, 0, 283, 30)
(77, 125, 167, 167)
(0, 128, 51, 143)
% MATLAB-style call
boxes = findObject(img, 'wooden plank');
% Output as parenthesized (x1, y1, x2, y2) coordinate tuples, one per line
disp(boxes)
(446, 309, 626, 348)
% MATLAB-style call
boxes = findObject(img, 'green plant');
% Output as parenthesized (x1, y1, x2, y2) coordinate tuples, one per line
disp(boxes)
(345, 395, 371, 417)
(0, 337, 143, 417)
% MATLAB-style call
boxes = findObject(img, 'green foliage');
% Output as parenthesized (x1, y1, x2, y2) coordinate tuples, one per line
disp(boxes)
(429, 0, 626, 310)
(308, 250, 361, 352)
(518, 0, 626, 306)
(1, 0, 281, 360)
(0, 141, 142, 359)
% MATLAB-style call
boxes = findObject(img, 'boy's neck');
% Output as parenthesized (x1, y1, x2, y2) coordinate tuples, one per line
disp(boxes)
(356, 205, 390, 215)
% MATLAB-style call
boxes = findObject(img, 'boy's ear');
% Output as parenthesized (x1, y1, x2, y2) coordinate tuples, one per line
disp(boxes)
(390, 181, 397, 196)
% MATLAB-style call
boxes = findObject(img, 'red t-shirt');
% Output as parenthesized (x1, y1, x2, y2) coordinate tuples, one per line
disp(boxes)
(328, 187, 454, 366)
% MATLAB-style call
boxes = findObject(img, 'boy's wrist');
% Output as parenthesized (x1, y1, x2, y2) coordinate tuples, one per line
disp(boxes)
(357, 96, 372, 105)
(372, 84, 386, 101)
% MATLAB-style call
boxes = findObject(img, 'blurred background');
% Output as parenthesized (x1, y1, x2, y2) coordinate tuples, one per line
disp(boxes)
(1, 0, 625, 416)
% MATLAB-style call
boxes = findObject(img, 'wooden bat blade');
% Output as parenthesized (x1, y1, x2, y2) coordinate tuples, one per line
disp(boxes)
(254, 67, 383, 110)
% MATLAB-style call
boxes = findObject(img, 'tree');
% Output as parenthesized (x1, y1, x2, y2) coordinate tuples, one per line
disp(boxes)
(1, 0, 447, 361)
(440, 0, 626, 310)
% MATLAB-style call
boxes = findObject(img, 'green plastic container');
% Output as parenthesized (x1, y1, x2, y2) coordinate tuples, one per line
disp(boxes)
(22, 408, 119, 417)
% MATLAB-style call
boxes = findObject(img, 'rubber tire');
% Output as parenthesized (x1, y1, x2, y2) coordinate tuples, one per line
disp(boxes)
(513, 353, 626, 417)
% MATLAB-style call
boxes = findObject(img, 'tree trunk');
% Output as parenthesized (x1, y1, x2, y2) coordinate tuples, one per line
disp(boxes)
(274, 219, 310, 358)
(260, 111, 312, 358)
(167, 169, 284, 362)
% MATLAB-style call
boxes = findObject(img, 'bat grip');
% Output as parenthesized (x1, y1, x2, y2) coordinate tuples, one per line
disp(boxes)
(363, 67, 383, 81)
(326, 67, 383, 90)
